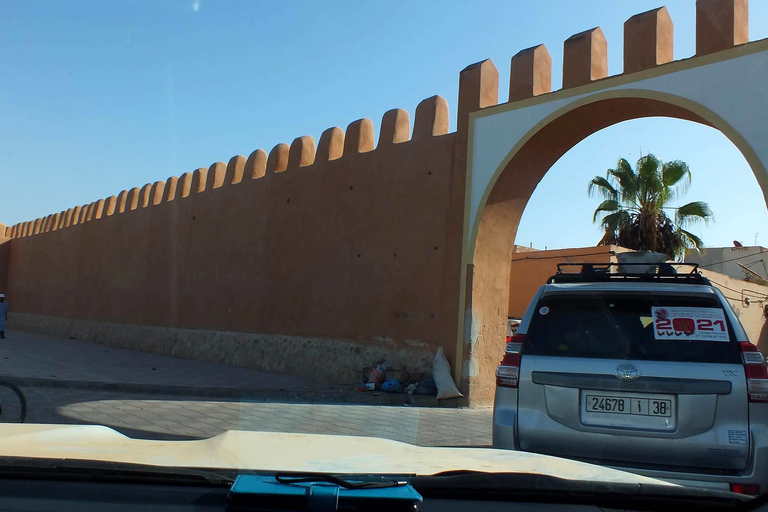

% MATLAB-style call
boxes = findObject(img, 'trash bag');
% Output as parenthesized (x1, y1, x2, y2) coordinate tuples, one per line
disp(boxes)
(381, 379, 401, 393)
(414, 378, 436, 395)
(368, 367, 385, 385)
(433, 347, 463, 399)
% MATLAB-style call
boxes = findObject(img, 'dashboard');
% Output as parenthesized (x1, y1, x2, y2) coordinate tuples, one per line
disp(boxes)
(0, 478, 763, 512)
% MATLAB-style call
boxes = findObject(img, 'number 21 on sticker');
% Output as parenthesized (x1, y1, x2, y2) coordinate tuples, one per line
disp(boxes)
(696, 319, 725, 331)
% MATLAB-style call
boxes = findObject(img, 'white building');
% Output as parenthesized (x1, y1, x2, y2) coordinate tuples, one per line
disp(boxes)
(686, 246, 768, 283)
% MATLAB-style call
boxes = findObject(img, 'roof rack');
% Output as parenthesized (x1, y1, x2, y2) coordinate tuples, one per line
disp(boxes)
(547, 262, 710, 284)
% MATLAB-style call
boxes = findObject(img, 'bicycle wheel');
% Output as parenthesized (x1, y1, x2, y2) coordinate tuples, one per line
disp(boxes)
(0, 382, 27, 423)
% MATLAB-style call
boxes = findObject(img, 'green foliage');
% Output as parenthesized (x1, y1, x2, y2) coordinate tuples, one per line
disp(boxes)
(588, 154, 713, 259)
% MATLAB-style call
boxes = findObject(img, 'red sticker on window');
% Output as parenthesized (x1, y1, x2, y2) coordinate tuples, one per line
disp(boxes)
(652, 307, 729, 342)
(672, 318, 695, 335)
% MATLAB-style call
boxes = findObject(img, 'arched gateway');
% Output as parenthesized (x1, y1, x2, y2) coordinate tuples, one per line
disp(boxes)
(459, 2, 768, 404)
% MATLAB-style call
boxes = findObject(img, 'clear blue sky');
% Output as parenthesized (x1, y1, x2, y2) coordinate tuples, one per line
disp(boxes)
(2, 1, 767, 249)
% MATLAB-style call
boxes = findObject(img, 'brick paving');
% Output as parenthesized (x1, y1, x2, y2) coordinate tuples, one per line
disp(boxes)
(21, 387, 492, 446)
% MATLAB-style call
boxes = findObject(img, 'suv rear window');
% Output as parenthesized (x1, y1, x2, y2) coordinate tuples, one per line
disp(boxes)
(523, 293, 742, 363)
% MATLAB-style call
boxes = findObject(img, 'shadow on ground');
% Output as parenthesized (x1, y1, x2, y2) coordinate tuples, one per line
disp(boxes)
(19, 386, 211, 441)
(10, 385, 492, 447)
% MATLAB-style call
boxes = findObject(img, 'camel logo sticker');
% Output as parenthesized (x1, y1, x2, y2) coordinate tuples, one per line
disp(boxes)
(652, 307, 729, 342)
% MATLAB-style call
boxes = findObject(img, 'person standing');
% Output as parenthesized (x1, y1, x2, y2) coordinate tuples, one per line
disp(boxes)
(0, 294, 6, 339)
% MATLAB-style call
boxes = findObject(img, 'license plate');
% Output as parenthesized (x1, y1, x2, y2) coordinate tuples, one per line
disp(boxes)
(585, 395, 672, 417)
(580, 390, 676, 430)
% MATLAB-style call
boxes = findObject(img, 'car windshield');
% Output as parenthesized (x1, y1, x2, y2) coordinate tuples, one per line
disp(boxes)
(1, 0, 768, 505)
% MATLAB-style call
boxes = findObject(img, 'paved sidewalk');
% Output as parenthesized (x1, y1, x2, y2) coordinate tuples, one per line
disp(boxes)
(0, 329, 327, 390)
(0, 330, 456, 406)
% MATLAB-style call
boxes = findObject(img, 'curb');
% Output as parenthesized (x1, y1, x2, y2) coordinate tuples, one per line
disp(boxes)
(0, 376, 465, 408)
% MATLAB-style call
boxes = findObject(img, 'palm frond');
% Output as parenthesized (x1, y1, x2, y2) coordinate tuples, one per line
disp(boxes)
(599, 209, 631, 231)
(608, 161, 639, 206)
(636, 154, 660, 181)
(587, 176, 617, 199)
(675, 201, 713, 227)
(678, 228, 705, 250)
(661, 160, 691, 188)
(661, 160, 691, 202)
(592, 199, 622, 222)
(616, 158, 633, 174)
(636, 154, 664, 207)
(596, 210, 631, 247)
(597, 229, 617, 246)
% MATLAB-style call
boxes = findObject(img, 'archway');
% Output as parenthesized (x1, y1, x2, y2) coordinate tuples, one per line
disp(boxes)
(462, 90, 768, 405)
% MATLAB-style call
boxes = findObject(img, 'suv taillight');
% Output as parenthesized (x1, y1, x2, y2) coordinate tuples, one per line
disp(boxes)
(740, 342, 768, 403)
(730, 483, 760, 495)
(497, 334, 524, 388)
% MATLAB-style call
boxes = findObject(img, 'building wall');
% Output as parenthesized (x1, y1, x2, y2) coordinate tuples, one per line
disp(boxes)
(508, 246, 629, 318)
(4, 106, 467, 383)
(0, 225, 9, 294)
(687, 246, 768, 281)
(699, 268, 768, 350)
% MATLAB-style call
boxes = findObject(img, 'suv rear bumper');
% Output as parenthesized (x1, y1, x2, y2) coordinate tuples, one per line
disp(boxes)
(492, 387, 768, 491)
(609, 402, 768, 491)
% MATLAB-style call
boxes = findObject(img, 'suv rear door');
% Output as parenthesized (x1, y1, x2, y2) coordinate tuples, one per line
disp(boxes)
(516, 289, 751, 472)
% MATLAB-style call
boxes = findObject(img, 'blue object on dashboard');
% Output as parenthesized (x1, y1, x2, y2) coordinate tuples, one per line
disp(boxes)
(226, 474, 422, 511)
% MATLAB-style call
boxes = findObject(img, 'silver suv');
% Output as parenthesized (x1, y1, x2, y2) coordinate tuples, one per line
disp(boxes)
(493, 262, 768, 495)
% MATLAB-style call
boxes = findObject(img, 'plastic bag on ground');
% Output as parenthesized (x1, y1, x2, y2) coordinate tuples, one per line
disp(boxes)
(414, 378, 436, 395)
(432, 347, 463, 399)
(381, 379, 401, 393)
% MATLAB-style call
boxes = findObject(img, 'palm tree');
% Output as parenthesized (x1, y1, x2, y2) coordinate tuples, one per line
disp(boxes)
(588, 154, 713, 259)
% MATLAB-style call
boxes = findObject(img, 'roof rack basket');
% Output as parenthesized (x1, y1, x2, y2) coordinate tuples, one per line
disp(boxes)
(547, 262, 709, 285)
